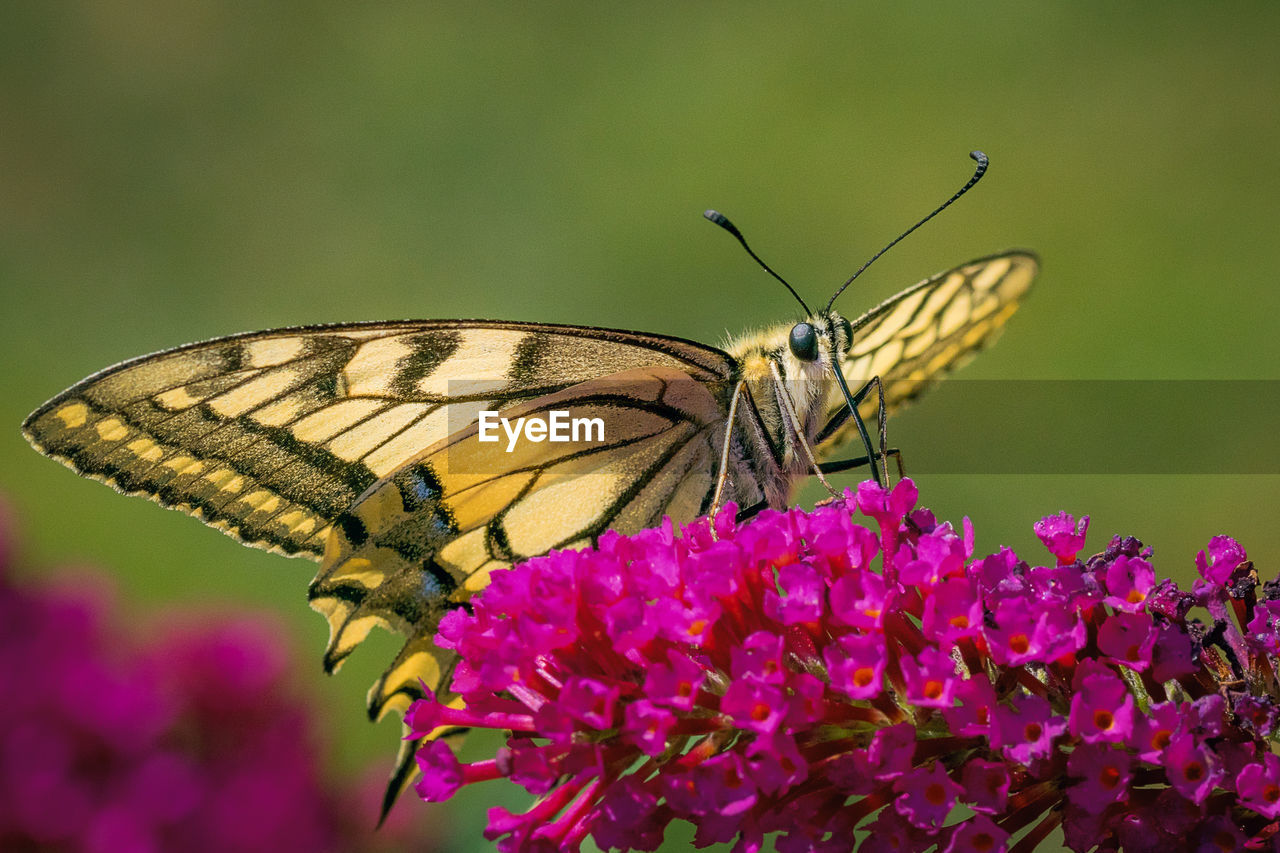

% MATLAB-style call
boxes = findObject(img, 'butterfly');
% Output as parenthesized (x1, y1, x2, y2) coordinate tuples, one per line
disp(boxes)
(22, 152, 1035, 811)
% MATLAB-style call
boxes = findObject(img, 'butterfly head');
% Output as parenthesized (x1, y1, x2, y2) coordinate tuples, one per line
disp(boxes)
(776, 314, 852, 420)
(787, 313, 853, 366)
(728, 310, 854, 439)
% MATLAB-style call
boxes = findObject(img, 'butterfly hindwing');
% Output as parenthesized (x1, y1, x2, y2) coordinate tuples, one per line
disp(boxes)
(311, 364, 742, 718)
(22, 321, 735, 558)
(307, 363, 746, 815)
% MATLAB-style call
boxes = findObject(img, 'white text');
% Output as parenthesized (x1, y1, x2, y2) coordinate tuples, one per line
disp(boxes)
(476, 410, 605, 452)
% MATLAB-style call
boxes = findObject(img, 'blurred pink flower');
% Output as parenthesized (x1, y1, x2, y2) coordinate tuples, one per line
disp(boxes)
(0, 501, 442, 853)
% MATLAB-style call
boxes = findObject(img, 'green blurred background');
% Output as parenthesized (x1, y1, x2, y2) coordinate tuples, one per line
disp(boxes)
(2, 3, 1278, 850)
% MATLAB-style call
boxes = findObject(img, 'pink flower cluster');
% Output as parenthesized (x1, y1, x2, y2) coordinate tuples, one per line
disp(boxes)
(408, 481, 1280, 852)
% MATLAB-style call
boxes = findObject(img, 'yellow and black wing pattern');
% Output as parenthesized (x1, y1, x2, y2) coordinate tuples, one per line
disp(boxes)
(22, 320, 734, 556)
(314, 365, 740, 716)
(22, 321, 733, 656)
(24, 319, 741, 812)
(822, 250, 1038, 447)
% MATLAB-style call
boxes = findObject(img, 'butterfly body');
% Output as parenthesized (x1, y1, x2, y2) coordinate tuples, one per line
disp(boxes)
(23, 248, 1036, 803)
(725, 311, 853, 499)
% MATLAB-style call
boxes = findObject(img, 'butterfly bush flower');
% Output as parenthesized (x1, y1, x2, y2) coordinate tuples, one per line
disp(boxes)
(407, 480, 1280, 852)
(0, 502, 439, 853)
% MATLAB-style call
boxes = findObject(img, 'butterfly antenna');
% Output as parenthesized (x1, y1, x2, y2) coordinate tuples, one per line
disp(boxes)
(825, 150, 989, 312)
(705, 209, 813, 316)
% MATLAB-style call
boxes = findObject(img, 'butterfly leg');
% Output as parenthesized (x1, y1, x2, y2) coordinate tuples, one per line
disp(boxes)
(768, 361, 844, 499)
(818, 448, 904, 477)
(816, 375, 898, 484)
(843, 375, 890, 485)
(736, 446, 903, 524)
(708, 379, 748, 523)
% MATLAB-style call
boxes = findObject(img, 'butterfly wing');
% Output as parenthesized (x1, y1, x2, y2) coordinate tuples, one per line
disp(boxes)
(821, 250, 1038, 448)
(312, 364, 737, 711)
(312, 364, 742, 815)
(24, 320, 744, 814)
(22, 320, 734, 558)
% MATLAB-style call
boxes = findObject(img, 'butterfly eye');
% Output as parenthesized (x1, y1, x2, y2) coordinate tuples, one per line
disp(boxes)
(788, 322, 820, 362)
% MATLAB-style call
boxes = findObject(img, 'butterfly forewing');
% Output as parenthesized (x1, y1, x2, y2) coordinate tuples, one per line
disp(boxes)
(22, 321, 733, 557)
(820, 251, 1038, 451)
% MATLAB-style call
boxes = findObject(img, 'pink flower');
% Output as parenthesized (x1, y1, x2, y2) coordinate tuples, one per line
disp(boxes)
(400, 483, 1280, 851)
(1067, 743, 1132, 814)
(1162, 731, 1222, 805)
(1236, 752, 1280, 818)
(1195, 535, 1248, 586)
(893, 761, 964, 829)
(1033, 511, 1090, 564)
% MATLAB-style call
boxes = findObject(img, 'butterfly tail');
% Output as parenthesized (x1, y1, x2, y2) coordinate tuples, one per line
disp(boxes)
(378, 719, 468, 826)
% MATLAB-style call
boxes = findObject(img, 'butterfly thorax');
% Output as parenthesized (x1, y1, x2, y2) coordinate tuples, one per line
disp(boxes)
(724, 311, 851, 507)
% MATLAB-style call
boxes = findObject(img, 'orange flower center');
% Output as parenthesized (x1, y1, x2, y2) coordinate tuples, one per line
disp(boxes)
(1100, 766, 1122, 789)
